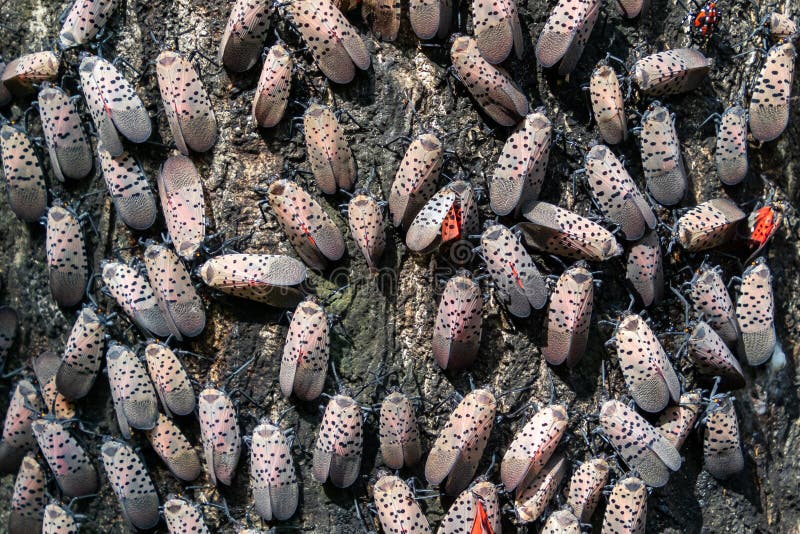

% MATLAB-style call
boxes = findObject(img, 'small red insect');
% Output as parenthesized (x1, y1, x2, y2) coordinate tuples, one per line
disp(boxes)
(692, 1, 720, 39)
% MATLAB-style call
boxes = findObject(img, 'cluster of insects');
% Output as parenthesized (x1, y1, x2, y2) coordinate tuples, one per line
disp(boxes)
(0, 0, 796, 531)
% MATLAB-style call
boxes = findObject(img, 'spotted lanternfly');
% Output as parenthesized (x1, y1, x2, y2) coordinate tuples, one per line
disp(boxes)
(156, 51, 218, 154)
(56, 307, 105, 400)
(145, 413, 201, 482)
(688, 264, 739, 346)
(253, 45, 293, 128)
(489, 109, 551, 216)
(655, 390, 702, 450)
(748, 43, 797, 142)
(37, 85, 93, 181)
(406, 180, 479, 254)
(199, 253, 307, 306)
(304, 104, 356, 194)
(585, 145, 655, 241)
(313, 394, 363, 488)
(33, 351, 76, 419)
(565, 457, 609, 523)
(703, 395, 744, 479)
(590, 62, 628, 144)
(715, 105, 748, 186)
(0, 124, 48, 223)
(266, 179, 346, 270)
(601, 476, 647, 533)
(690, 1, 720, 40)
(347, 191, 385, 270)
(599, 400, 681, 487)
(675, 198, 746, 251)
(626, 230, 663, 307)
(514, 454, 567, 523)
(639, 103, 687, 206)
(106, 343, 159, 437)
(0, 379, 41, 474)
(744, 202, 783, 263)
(451, 36, 529, 126)
(472, 0, 523, 64)
(9, 453, 45, 533)
(541, 509, 580, 533)
(101, 261, 171, 337)
(100, 439, 160, 530)
(287, 0, 370, 84)
(542, 265, 593, 367)
(157, 155, 206, 261)
(144, 342, 196, 416)
(45, 203, 88, 308)
(425, 389, 496, 495)
(362, 0, 400, 41)
(219, 0, 272, 72)
(409, 0, 452, 39)
(32, 418, 98, 497)
(687, 321, 745, 389)
(388, 133, 444, 228)
(439, 480, 500, 534)
(0, 62, 10, 105)
(518, 201, 623, 261)
(379, 391, 422, 469)
(98, 148, 157, 230)
(501, 405, 568, 491)
(78, 55, 152, 156)
(279, 296, 330, 401)
(198, 387, 241, 486)
(0, 305, 17, 364)
(613, 0, 647, 17)
(535, 0, 601, 71)
(143, 243, 206, 340)
(1, 51, 59, 96)
(59, 0, 117, 47)
(735, 258, 776, 366)
(480, 224, 547, 318)
(556, 0, 602, 76)
(250, 421, 299, 521)
(164, 497, 210, 534)
(432, 272, 483, 370)
(43, 502, 81, 534)
(373, 474, 432, 533)
(631, 48, 712, 97)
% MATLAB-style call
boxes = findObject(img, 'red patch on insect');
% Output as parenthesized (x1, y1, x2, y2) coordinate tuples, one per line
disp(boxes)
(442, 203, 463, 242)
(692, 1, 719, 38)
(507, 261, 525, 289)
(748, 205, 780, 248)
(471, 501, 495, 534)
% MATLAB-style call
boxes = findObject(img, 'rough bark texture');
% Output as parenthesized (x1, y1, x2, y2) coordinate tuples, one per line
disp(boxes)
(0, 0, 799, 532)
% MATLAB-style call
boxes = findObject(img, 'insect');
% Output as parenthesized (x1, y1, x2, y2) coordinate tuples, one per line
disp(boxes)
(735, 258, 776, 366)
(518, 201, 623, 261)
(0, 124, 48, 223)
(601, 477, 647, 533)
(541, 509, 580, 533)
(31, 418, 98, 497)
(472, 0, 523, 64)
(565, 457, 610, 523)
(715, 104, 748, 186)
(158, 154, 207, 261)
(199, 253, 307, 306)
(406, 180, 479, 254)
(501, 405, 568, 491)
(599, 400, 681, 487)
(489, 109, 552, 217)
(106, 342, 159, 437)
(379, 391, 422, 469)
(631, 48, 713, 96)
(425, 388, 496, 495)
(703, 395, 744, 479)
(674, 198, 746, 251)
(97, 148, 158, 230)
(744, 202, 783, 263)
(78, 54, 152, 156)
(253, 45, 293, 128)
(687, 321, 745, 389)
(100, 439, 160, 530)
(388, 133, 444, 228)
(198, 387, 242, 485)
(656, 390, 703, 450)
(590, 61, 628, 144)
(542, 264, 593, 367)
(279, 296, 330, 401)
(347, 190, 385, 270)
(362, 0, 401, 41)
(373, 474, 432, 533)
(409, 0, 452, 39)
(626, 230, 664, 307)
(55, 307, 104, 401)
(304, 103, 356, 194)
(536, 0, 601, 73)
(0, 379, 41, 473)
(219, 0, 272, 72)
(33, 351, 76, 419)
(480, 224, 548, 318)
(688, 263, 739, 346)
(250, 421, 299, 521)
(143, 243, 206, 340)
(43, 502, 82, 533)
(37, 84, 93, 181)
(60, 0, 118, 47)
(758, 11, 798, 43)
(450, 35, 529, 126)
(1, 51, 60, 96)
(145, 413, 202, 482)
(439, 479, 500, 534)
(514, 454, 567, 523)
(266, 179, 346, 270)
(144, 342, 196, 416)
(585, 144, 656, 241)
(287, 0, 370, 84)
(312, 394, 363, 488)
(748, 42, 796, 142)
(638, 102, 687, 206)
(46, 203, 88, 308)
(688, 1, 720, 40)
(101, 260, 171, 337)
(432, 272, 483, 370)
(9, 453, 45, 533)
(156, 51, 218, 154)
(164, 497, 210, 534)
